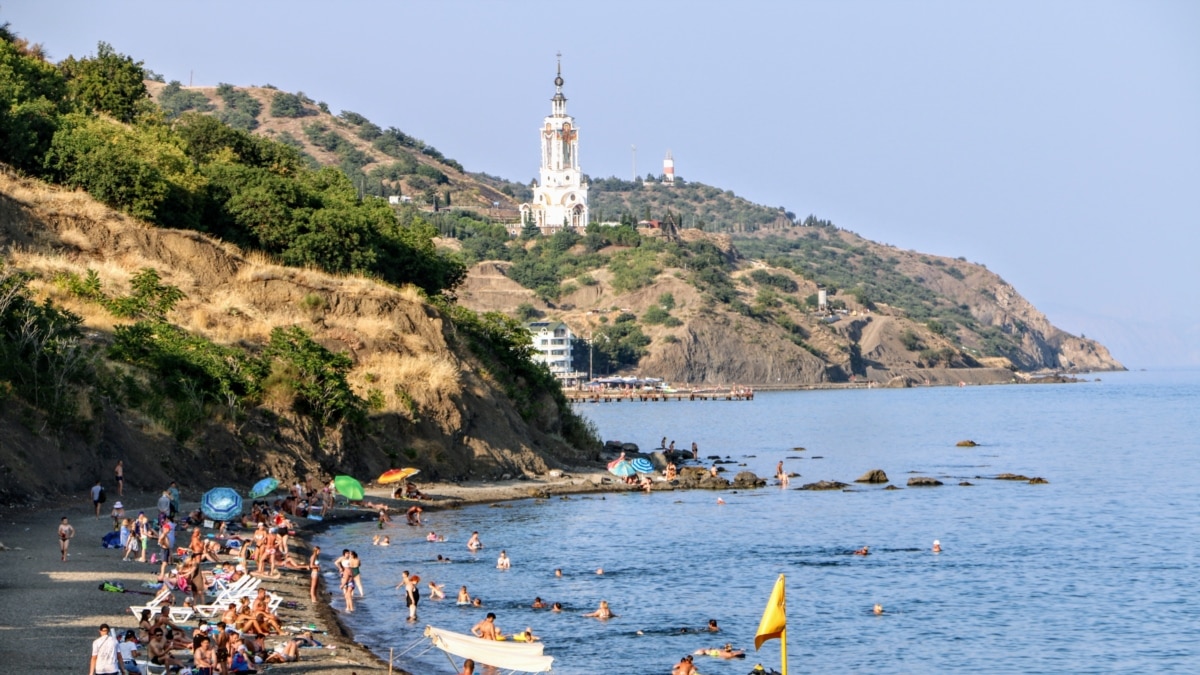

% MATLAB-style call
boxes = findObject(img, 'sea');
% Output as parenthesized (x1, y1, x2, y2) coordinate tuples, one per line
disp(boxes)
(316, 368, 1200, 674)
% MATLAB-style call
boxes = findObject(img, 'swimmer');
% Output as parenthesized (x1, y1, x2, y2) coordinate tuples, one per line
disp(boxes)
(472, 597, 483, 608)
(854, 546, 870, 556)
(457, 586, 471, 605)
(496, 550, 511, 569)
(716, 497, 725, 505)
(531, 597, 546, 609)
(554, 568, 563, 577)
(427, 531, 438, 542)
(932, 539, 942, 553)
(551, 602, 562, 612)
(696, 638, 739, 658)
(467, 531, 483, 551)
(874, 603, 884, 615)
(672, 654, 697, 675)
(595, 568, 604, 575)
(513, 627, 539, 642)
(428, 580, 445, 600)
(583, 600, 614, 619)
(707, 619, 719, 632)
(436, 554, 452, 563)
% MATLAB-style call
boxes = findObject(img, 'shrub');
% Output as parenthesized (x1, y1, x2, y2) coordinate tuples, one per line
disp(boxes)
(269, 91, 312, 118)
(642, 305, 671, 325)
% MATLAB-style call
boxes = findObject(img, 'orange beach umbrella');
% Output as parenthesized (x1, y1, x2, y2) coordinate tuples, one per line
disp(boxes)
(379, 467, 420, 484)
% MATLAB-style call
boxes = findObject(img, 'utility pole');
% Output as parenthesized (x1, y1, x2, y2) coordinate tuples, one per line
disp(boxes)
(631, 145, 637, 181)
(588, 332, 593, 381)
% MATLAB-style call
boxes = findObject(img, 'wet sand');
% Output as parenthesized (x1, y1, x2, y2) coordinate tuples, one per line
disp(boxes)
(0, 470, 625, 674)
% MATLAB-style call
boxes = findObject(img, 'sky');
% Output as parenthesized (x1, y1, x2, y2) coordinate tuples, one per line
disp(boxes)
(5, 1, 1198, 367)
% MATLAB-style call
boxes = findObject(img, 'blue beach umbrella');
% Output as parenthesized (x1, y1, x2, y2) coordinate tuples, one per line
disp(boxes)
(249, 477, 279, 499)
(201, 487, 243, 521)
(608, 459, 636, 478)
(630, 457, 655, 474)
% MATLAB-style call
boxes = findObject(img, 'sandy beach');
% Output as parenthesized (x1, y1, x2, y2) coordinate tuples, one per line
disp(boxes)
(0, 470, 627, 674)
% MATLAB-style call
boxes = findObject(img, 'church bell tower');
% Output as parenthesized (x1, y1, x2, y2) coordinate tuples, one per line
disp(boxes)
(520, 54, 589, 232)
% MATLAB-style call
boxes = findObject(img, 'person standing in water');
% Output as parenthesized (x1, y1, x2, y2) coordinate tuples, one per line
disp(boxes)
(404, 573, 421, 621)
(57, 517, 75, 562)
(467, 532, 483, 551)
(932, 540, 942, 553)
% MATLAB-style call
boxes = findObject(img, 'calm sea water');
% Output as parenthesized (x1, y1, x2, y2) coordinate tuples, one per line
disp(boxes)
(317, 369, 1200, 674)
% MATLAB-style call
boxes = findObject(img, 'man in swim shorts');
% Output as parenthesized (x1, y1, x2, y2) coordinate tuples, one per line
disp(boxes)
(471, 613, 502, 640)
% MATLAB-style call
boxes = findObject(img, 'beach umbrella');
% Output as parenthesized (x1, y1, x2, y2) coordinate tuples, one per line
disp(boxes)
(249, 477, 279, 499)
(378, 467, 420, 484)
(334, 475, 365, 501)
(201, 487, 243, 521)
(608, 459, 636, 478)
(630, 457, 655, 474)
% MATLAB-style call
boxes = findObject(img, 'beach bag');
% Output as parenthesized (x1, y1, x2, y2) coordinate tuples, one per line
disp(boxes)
(102, 531, 121, 549)
(98, 486, 107, 503)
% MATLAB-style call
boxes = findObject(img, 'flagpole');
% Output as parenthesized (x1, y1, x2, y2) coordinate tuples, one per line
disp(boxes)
(780, 627, 788, 675)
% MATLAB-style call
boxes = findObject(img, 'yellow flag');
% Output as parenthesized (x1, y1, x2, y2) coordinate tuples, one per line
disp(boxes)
(754, 574, 787, 650)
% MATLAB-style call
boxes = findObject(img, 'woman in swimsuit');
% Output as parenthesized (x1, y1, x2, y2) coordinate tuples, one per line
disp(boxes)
(57, 517, 74, 562)
(404, 574, 421, 620)
(308, 546, 321, 603)
(348, 551, 364, 597)
(583, 600, 614, 619)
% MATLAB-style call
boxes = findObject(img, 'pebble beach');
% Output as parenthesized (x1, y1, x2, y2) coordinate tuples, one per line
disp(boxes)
(0, 472, 624, 674)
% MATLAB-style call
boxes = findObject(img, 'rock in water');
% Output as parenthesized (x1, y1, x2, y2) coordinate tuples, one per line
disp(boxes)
(956, 440, 978, 447)
(854, 469, 889, 483)
(732, 471, 766, 489)
(1028, 477, 1049, 484)
(799, 480, 849, 491)
(907, 476, 944, 487)
(995, 473, 1031, 481)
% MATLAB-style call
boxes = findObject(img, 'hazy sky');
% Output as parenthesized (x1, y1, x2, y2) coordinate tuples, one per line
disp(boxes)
(6, 1, 1198, 367)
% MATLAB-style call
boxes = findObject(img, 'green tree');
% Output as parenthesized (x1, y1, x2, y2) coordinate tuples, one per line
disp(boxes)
(58, 41, 148, 123)
(0, 36, 68, 172)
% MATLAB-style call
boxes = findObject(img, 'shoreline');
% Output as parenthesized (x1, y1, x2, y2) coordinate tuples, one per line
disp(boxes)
(0, 469, 634, 674)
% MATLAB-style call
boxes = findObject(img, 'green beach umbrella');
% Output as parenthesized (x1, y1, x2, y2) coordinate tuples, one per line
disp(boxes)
(333, 475, 364, 501)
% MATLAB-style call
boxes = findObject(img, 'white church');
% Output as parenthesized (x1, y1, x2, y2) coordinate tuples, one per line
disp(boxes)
(519, 57, 589, 232)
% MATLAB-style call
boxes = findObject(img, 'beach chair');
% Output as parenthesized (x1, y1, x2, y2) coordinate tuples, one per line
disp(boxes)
(128, 589, 172, 619)
(194, 577, 261, 617)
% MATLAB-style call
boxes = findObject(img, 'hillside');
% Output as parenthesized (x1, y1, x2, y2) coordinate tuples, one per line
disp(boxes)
(0, 169, 594, 504)
(455, 223, 1122, 385)
(586, 176, 794, 231)
(144, 80, 521, 218)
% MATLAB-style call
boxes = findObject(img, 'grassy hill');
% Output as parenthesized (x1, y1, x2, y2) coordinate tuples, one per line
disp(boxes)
(586, 176, 794, 232)
(145, 80, 521, 217)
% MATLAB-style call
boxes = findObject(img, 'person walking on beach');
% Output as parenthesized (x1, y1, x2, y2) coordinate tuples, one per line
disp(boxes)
(89, 623, 125, 675)
(156, 491, 171, 523)
(308, 546, 322, 603)
(58, 516, 75, 562)
(114, 460, 124, 497)
(91, 480, 104, 518)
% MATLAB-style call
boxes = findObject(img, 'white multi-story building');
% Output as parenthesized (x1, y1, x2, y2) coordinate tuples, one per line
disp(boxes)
(520, 56, 589, 232)
(527, 321, 576, 381)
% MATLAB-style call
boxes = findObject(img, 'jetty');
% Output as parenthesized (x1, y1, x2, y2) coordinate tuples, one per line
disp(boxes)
(565, 388, 754, 403)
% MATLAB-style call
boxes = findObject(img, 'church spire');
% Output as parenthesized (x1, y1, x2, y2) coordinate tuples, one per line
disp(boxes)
(551, 52, 567, 117)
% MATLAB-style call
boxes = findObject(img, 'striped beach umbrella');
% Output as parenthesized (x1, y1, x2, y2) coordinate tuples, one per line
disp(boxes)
(201, 487, 243, 521)
(630, 457, 655, 474)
